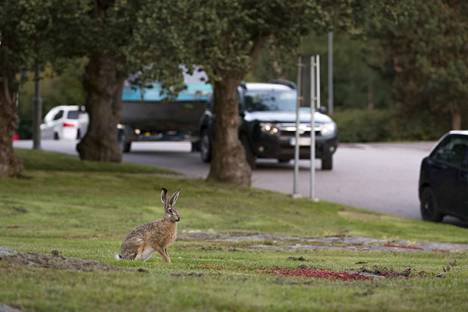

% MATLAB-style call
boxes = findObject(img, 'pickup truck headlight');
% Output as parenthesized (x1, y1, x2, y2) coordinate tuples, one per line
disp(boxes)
(320, 122, 336, 136)
(260, 122, 279, 134)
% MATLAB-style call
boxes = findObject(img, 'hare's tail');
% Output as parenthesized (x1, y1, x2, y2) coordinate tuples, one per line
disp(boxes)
(114, 254, 122, 261)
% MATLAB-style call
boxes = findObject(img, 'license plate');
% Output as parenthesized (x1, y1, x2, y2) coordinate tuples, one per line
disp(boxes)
(289, 137, 311, 146)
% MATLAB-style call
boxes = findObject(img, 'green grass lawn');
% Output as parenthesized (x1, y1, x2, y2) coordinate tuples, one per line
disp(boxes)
(1, 149, 467, 311)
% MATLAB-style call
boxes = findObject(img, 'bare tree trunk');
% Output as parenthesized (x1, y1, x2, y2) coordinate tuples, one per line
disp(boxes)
(77, 54, 124, 162)
(208, 77, 251, 186)
(0, 75, 23, 177)
(451, 107, 462, 130)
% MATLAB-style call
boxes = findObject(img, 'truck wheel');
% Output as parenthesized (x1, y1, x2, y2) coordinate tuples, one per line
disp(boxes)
(200, 130, 211, 162)
(191, 141, 201, 152)
(321, 152, 333, 170)
(278, 158, 290, 163)
(122, 141, 132, 153)
(118, 127, 132, 153)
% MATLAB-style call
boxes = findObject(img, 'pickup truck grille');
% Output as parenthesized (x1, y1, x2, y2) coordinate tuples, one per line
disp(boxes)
(277, 123, 322, 138)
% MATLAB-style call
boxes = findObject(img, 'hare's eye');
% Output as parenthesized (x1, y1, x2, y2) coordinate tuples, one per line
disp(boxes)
(168, 208, 173, 214)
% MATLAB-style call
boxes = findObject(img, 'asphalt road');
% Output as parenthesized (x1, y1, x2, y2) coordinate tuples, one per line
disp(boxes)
(15, 140, 436, 220)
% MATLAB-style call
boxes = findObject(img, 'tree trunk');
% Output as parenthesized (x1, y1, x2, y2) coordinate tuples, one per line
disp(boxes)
(207, 77, 251, 186)
(0, 76, 23, 177)
(77, 54, 124, 162)
(451, 107, 462, 130)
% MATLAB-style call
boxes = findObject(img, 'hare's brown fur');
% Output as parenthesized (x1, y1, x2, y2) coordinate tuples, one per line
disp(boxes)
(117, 188, 181, 263)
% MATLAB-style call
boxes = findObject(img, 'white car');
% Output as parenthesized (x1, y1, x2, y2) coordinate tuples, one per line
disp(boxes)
(41, 106, 88, 140)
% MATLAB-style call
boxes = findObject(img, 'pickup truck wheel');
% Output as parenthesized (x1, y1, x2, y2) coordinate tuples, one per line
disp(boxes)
(420, 187, 443, 222)
(200, 130, 211, 162)
(191, 141, 201, 152)
(321, 152, 333, 170)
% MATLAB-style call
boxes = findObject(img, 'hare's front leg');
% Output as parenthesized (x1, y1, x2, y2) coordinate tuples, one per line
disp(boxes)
(164, 248, 171, 263)
(155, 246, 171, 263)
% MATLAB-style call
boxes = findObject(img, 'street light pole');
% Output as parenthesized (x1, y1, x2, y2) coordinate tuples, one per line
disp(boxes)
(327, 31, 334, 115)
(293, 57, 303, 198)
(310, 55, 319, 201)
(32, 63, 42, 150)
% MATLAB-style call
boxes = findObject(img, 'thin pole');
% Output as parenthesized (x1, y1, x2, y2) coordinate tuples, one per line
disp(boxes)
(32, 63, 42, 150)
(317, 55, 321, 109)
(309, 56, 316, 200)
(293, 57, 302, 197)
(328, 31, 334, 115)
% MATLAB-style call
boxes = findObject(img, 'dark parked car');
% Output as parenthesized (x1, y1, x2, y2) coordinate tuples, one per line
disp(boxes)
(419, 131, 468, 222)
(198, 82, 338, 169)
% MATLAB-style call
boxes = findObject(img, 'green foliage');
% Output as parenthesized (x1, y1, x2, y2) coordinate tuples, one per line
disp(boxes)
(18, 60, 86, 124)
(61, 1, 189, 87)
(366, 0, 468, 128)
(0, 0, 87, 85)
(334, 109, 394, 142)
(251, 34, 393, 110)
(335, 108, 451, 143)
(189, 0, 333, 80)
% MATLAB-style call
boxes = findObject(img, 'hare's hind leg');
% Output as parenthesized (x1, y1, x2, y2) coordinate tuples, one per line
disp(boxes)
(140, 246, 155, 261)
(134, 244, 147, 260)
(155, 246, 171, 263)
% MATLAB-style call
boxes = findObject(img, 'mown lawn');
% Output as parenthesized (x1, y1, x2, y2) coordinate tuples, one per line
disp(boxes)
(0, 149, 467, 311)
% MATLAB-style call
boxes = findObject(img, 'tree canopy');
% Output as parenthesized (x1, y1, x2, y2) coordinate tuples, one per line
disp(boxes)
(366, 0, 468, 129)
(186, 0, 365, 186)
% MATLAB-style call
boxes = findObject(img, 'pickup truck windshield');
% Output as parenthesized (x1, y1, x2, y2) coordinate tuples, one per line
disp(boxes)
(244, 89, 297, 112)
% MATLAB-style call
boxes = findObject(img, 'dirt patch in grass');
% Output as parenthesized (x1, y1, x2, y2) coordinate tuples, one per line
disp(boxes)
(270, 267, 371, 281)
(180, 230, 468, 253)
(170, 272, 204, 278)
(357, 266, 412, 279)
(269, 265, 429, 281)
(0, 248, 127, 272)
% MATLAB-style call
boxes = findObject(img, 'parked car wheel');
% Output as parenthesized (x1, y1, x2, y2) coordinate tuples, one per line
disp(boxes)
(420, 187, 443, 222)
(278, 158, 290, 163)
(321, 152, 333, 170)
(200, 130, 211, 163)
(54, 132, 59, 140)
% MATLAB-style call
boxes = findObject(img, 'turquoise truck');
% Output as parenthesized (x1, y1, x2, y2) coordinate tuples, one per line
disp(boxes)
(119, 73, 212, 152)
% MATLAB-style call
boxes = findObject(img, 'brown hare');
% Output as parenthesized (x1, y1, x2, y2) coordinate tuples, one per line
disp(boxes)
(116, 188, 181, 263)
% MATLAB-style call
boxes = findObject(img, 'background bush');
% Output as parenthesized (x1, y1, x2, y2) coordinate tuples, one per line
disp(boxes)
(334, 109, 452, 143)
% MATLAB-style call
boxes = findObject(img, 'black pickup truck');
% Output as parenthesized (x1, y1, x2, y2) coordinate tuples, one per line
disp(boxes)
(198, 82, 338, 170)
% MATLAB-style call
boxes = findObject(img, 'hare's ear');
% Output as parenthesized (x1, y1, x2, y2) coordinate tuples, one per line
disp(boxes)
(160, 188, 168, 204)
(169, 190, 181, 206)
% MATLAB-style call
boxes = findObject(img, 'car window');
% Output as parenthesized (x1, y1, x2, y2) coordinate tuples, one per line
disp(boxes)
(244, 89, 296, 112)
(432, 135, 468, 168)
(67, 110, 80, 119)
(53, 110, 64, 121)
